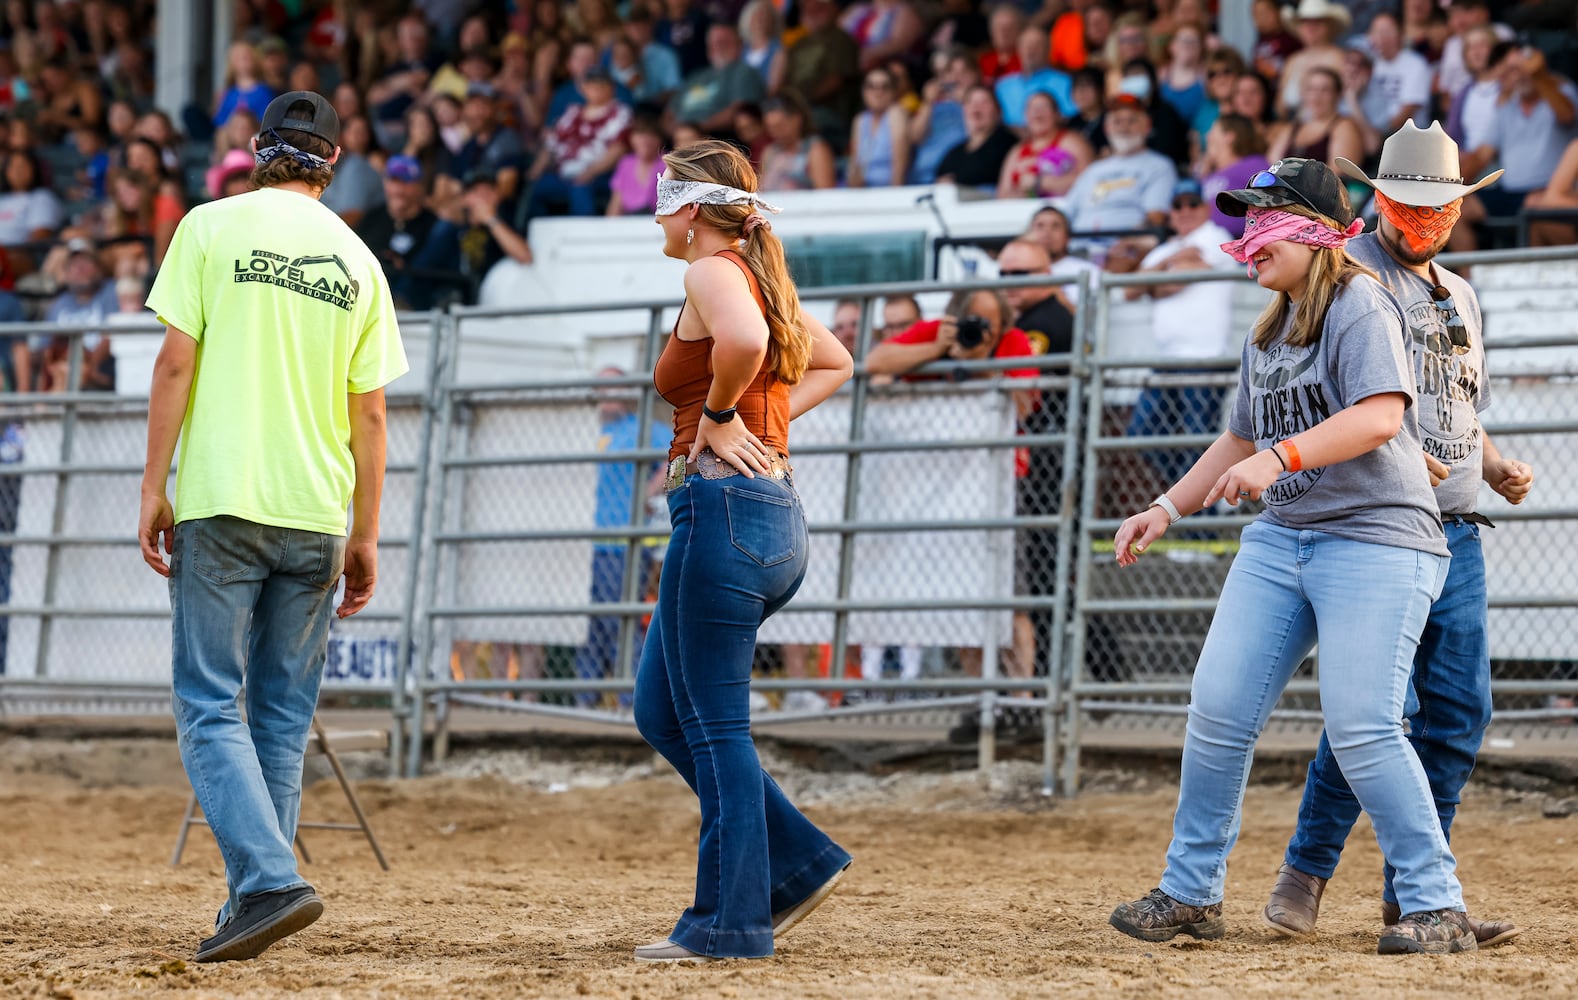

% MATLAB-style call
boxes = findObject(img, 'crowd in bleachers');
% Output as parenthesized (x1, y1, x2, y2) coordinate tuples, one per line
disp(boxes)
(479, 0, 1578, 259)
(0, 0, 1574, 394)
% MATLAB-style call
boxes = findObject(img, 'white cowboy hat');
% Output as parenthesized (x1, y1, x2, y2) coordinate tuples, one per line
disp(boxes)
(1285, 0, 1352, 30)
(1336, 120, 1503, 207)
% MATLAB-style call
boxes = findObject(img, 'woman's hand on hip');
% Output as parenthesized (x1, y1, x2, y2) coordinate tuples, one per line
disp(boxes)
(692, 417, 771, 477)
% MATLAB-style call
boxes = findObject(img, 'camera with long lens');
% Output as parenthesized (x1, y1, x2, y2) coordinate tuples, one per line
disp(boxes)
(955, 314, 991, 349)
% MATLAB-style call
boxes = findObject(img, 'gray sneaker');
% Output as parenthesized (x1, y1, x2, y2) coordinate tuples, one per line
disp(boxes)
(194, 886, 323, 963)
(1110, 888, 1226, 942)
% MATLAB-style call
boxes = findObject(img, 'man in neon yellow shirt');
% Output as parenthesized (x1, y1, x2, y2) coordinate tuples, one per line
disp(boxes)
(138, 91, 408, 964)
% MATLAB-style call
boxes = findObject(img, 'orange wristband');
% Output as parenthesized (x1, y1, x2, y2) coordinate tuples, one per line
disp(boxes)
(1279, 440, 1302, 472)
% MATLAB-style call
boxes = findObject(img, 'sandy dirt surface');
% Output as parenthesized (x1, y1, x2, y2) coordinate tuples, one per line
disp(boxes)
(1, 734, 1575, 999)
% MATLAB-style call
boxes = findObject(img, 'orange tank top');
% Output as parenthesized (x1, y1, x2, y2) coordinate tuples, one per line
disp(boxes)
(653, 249, 792, 463)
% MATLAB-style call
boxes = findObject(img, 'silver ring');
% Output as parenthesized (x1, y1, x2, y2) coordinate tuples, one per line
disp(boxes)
(1238, 490, 1252, 496)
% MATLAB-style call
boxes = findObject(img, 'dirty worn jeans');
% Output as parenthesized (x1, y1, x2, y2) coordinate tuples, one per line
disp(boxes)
(169, 515, 345, 927)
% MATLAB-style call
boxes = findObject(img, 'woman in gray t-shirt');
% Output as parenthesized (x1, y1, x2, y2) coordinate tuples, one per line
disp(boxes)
(1106, 158, 1474, 956)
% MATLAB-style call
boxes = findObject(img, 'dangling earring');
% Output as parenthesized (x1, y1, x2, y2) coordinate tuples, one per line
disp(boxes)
(686, 228, 694, 246)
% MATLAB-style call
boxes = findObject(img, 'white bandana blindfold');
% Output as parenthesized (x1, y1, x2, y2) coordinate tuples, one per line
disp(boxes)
(654, 173, 783, 217)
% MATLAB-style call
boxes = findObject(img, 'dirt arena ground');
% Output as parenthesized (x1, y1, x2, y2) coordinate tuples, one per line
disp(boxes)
(2, 733, 1575, 999)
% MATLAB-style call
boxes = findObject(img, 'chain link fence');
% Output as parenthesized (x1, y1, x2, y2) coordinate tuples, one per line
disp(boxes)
(2, 250, 1575, 795)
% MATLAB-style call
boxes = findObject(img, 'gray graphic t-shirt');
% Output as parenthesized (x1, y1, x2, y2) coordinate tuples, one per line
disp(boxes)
(1228, 272, 1449, 556)
(1346, 234, 1488, 516)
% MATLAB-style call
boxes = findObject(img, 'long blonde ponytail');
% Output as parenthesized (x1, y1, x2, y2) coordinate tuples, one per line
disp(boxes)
(662, 140, 814, 384)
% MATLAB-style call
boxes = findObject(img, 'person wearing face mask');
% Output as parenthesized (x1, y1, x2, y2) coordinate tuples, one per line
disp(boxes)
(1109, 157, 1475, 957)
(1261, 121, 1529, 951)
(1061, 94, 1178, 254)
(1115, 58, 1190, 168)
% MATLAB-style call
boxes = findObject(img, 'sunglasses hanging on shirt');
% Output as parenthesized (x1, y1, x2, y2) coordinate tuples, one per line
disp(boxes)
(1430, 284, 1470, 356)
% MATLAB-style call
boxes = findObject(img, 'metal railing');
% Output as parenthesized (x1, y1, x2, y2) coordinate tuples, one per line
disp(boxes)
(0, 246, 1574, 796)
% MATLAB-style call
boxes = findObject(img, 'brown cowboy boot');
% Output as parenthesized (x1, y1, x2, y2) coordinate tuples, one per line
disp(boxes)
(1262, 863, 1327, 937)
(1381, 900, 1520, 948)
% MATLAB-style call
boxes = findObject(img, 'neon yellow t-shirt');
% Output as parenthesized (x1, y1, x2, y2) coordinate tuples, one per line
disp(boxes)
(147, 186, 409, 535)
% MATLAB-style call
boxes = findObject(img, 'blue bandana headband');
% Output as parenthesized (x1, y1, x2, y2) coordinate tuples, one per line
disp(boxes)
(254, 129, 334, 171)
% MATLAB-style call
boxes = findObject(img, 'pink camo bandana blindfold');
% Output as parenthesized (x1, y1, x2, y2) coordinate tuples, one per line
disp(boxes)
(1220, 208, 1365, 277)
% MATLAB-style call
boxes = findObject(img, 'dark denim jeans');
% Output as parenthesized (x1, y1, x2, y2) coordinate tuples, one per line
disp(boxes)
(572, 546, 651, 708)
(169, 516, 346, 927)
(633, 472, 852, 957)
(1285, 520, 1489, 904)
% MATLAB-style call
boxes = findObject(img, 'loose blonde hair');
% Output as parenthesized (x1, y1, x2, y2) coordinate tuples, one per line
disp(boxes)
(663, 140, 813, 384)
(1251, 205, 1374, 350)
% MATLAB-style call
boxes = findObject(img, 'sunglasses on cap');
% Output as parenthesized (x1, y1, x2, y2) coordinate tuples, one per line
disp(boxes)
(1246, 164, 1324, 216)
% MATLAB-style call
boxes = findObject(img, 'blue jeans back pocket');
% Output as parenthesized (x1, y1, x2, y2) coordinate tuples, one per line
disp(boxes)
(724, 485, 798, 567)
(190, 518, 262, 585)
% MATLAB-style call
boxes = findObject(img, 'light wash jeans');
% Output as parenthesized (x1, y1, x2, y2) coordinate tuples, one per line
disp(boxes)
(169, 516, 345, 927)
(634, 471, 852, 958)
(1158, 520, 1463, 915)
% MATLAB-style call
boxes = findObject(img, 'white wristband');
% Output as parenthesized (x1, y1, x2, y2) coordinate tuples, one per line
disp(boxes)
(1149, 493, 1182, 524)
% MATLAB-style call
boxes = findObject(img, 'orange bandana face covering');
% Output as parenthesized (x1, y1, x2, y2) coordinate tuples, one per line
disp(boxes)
(1373, 190, 1463, 256)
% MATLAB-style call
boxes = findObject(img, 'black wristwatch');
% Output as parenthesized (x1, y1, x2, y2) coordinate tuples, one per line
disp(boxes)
(702, 403, 738, 424)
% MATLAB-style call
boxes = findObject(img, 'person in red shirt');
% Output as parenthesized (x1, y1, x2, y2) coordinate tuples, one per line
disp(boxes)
(865, 285, 1044, 734)
(865, 286, 1038, 385)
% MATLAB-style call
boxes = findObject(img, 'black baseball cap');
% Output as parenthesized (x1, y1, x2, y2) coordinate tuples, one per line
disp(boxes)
(1216, 157, 1353, 227)
(259, 90, 340, 148)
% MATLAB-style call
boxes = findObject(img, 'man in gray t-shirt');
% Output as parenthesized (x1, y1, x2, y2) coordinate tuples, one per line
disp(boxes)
(1263, 121, 1534, 948)
(1063, 97, 1178, 235)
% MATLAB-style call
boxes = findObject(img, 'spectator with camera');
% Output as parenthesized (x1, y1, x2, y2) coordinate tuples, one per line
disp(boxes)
(864, 286, 1038, 402)
(868, 285, 1041, 736)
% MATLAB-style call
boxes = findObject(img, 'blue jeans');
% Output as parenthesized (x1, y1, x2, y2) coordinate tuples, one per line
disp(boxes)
(633, 472, 852, 957)
(1158, 521, 1462, 915)
(169, 516, 345, 925)
(1285, 519, 1490, 905)
(572, 546, 651, 707)
(1127, 382, 1226, 486)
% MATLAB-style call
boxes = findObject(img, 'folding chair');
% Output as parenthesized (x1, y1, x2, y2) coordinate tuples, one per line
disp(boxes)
(170, 716, 391, 871)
